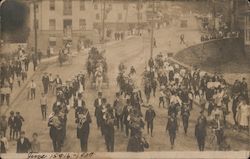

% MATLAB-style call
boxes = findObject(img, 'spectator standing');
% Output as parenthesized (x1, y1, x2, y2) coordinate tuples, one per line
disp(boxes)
(16, 131, 31, 153)
(30, 132, 40, 153)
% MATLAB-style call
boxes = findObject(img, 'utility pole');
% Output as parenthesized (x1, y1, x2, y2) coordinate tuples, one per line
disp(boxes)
(0, 0, 6, 44)
(101, 0, 106, 43)
(137, 0, 140, 35)
(213, 0, 216, 31)
(150, 0, 155, 58)
(33, 0, 38, 54)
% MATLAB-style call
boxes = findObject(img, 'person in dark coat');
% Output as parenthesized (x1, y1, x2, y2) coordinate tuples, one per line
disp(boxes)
(148, 57, 154, 70)
(144, 80, 151, 103)
(151, 79, 157, 97)
(123, 100, 132, 137)
(16, 131, 31, 153)
(14, 112, 24, 139)
(113, 92, 124, 131)
(181, 104, 190, 135)
(232, 94, 240, 126)
(145, 105, 156, 137)
(195, 111, 207, 151)
(0, 115, 8, 137)
(166, 113, 178, 149)
(103, 106, 115, 152)
(8, 111, 15, 140)
(75, 103, 92, 152)
(48, 109, 64, 152)
(0, 139, 6, 153)
(127, 131, 149, 152)
(94, 92, 104, 129)
(168, 102, 178, 117)
(42, 72, 49, 94)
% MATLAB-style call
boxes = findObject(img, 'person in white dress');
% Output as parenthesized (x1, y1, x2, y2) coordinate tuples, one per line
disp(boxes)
(236, 99, 250, 129)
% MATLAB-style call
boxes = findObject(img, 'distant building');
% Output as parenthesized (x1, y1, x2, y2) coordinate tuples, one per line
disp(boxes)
(28, 0, 152, 51)
(236, 0, 250, 50)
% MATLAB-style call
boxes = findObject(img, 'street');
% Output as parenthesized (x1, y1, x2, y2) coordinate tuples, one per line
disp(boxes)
(3, 27, 249, 152)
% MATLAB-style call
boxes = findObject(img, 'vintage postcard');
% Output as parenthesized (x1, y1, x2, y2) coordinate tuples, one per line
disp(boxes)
(0, 0, 249, 158)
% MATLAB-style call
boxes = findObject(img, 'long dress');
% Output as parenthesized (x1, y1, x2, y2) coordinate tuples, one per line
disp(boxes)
(237, 103, 249, 127)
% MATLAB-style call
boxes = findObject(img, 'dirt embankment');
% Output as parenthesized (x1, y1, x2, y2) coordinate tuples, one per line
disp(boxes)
(174, 38, 250, 73)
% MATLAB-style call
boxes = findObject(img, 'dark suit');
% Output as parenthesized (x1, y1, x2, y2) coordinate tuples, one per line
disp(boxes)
(94, 98, 103, 129)
(8, 116, 15, 139)
(0, 140, 6, 153)
(195, 115, 207, 151)
(166, 116, 178, 147)
(14, 116, 24, 139)
(181, 106, 190, 134)
(113, 99, 124, 130)
(42, 75, 49, 94)
(103, 112, 115, 152)
(145, 109, 156, 136)
(127, 136, 149, 152)
(76, 108, 92, 152)
(16, 137, 31, 153)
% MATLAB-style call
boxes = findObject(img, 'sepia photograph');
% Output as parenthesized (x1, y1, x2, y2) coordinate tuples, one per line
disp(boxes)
(0, 0, 249, 158)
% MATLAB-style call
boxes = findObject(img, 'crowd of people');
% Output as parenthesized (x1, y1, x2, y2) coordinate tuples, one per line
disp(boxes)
(200, 31, 239, 42)
(0, 46, 41, 106)
(143, 52, 249, 150)
(0, 44, 249, 153)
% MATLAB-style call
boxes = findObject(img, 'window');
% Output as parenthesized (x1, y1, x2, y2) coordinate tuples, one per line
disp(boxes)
(118, 13, 122, 20)
(94, 3, 98, 9)
(137, 3, 143, 9)
(49, 19, 56, 30)
(49, 0, 55, 11)
(49, 37, 56, 46)
(34, 20, 39, 30)
(108, 3, 112, 9)
(80, 0, 85, 11)
(63, 19, 72, 37)
(96, 13, 100, 20)
(138, 13, 142, 20)
(123, 3, 128, 10)
(79, 19, 86, 30)
(63, 0, 72, 15)
(35, 3, 39, 12)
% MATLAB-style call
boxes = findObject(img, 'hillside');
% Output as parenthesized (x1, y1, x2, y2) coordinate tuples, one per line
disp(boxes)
(174, 38, 250, 73)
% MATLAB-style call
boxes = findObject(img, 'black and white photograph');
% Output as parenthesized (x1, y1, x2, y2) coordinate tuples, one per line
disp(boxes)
(0, 0, 249, 158)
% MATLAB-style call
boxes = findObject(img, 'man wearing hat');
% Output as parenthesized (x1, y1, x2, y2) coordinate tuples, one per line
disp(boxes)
(212, 113, 224, 147)
(74, 93, 86, 117)
(16, 131, 31, 153)
(103, 104, 115, 152)
(145, 105, 156, 137)
(195, 110, 207, 151)
(75, 101, 92, 152)
(8, 111, 15, 140)
(94, 92, 104, 129)
(166, 112, 178, 149)
(0, 115, 8, 137)
(113, 92, 124, 131)
(42, 72, 49, 94)
(14, 112, 24, 139)
(48, 108, 63, 152)
(181, 103, 190, 135)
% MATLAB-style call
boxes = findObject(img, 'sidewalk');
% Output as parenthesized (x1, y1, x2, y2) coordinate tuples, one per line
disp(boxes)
(0, 36, 137, 116)
(0, 55, 58, 116)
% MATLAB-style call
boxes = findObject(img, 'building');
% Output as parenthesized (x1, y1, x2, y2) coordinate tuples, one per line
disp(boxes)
(28, 0, 153, 51)
(234, 0, 250, 51)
